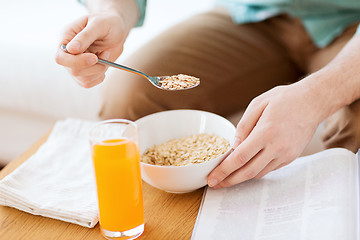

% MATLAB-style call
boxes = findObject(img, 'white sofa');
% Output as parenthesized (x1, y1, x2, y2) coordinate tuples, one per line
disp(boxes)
(0, 0, 323, 166)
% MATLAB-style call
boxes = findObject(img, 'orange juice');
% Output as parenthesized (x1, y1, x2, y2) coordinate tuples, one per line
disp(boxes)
(92, 138, 144, 232)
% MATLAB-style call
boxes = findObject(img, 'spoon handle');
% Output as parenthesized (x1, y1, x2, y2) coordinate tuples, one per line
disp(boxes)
(97, 58, 150, 79)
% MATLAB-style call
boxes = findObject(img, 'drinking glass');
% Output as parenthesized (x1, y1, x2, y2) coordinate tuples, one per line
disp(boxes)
(90, 119, 144, 240)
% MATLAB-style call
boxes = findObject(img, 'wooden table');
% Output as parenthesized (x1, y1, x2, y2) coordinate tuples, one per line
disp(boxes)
(0, 134, 204, 240)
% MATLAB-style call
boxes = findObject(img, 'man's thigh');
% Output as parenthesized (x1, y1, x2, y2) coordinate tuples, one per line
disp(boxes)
(99, 9, 303, 121)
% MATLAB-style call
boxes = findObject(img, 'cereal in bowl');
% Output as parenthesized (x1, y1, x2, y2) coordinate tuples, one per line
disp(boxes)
(141, 133, 230, 166)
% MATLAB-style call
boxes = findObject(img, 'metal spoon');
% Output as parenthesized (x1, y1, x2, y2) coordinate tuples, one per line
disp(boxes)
(60, 44, 199, 91)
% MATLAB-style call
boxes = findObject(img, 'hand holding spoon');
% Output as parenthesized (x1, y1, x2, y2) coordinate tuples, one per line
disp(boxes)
(61, 44, 200, 91)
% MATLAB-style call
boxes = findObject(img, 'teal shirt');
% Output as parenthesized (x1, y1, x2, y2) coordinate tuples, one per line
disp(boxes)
(81, 0, 359, 47)
(134, 0, 146, 27)
(216, 0, 360, 47)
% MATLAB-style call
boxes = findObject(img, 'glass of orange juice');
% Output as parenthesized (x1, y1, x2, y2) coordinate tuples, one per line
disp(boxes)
(89, 119, 144, 240)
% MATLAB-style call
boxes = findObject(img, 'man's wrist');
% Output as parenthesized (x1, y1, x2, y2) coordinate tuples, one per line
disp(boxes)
(298, 34, 360, 123)
(299, 65, 358, 124)
(86, 0, 139, 30)
(303, 70, 344, 121)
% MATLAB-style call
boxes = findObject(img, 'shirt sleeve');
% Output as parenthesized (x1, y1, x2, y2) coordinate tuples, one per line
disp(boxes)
(356, 24, 360, 35)
(77, 0, 147, 27)
(134, 0, 147, 27)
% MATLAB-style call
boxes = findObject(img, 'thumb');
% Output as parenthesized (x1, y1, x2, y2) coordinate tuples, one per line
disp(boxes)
(233, 99, 266, 149)
(66, 20, 103, 55)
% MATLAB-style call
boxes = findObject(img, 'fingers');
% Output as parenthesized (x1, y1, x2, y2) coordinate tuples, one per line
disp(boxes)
(56, 15, 123, 89)
(272, 161, 291, 173)
(233, 97, 267, 148)
(55, 49, 97, 69)
(212, 149, 274, 189)
(207, 129, 264, 187)
(74, 73, 106, 88)
(73, 51, 110, 87)
(210, 153, 289, 189)
(69, 64, 107, 77)
(65, 19, 104, 55)
(254, 159, 282, 179)
(208, 97, 267, 188)
(56, 17, 98, 68)
(55, 49, 110, 88)
(60, 16, 89, 48)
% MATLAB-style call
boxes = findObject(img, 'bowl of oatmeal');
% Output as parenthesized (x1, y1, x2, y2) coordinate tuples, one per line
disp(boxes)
(135, 110, 236, 193)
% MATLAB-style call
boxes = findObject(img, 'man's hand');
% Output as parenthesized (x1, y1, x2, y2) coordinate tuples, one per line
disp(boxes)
(207, 82, 324, 188)
(55, 0, 138, 88)
(207, 32, 360, 189)
(207, 33, 360, 189)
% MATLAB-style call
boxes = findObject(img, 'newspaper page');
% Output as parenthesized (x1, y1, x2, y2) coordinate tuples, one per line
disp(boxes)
(192, 148, 358, 240)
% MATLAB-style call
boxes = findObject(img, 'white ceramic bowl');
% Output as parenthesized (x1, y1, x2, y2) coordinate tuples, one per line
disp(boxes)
(135, 110, 236, 193)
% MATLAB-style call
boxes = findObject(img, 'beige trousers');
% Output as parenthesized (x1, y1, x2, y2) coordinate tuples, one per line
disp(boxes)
(99, 8, 360, 152)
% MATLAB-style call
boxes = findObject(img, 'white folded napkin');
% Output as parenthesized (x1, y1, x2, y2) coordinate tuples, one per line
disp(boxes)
(0, 118, 99, 228)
